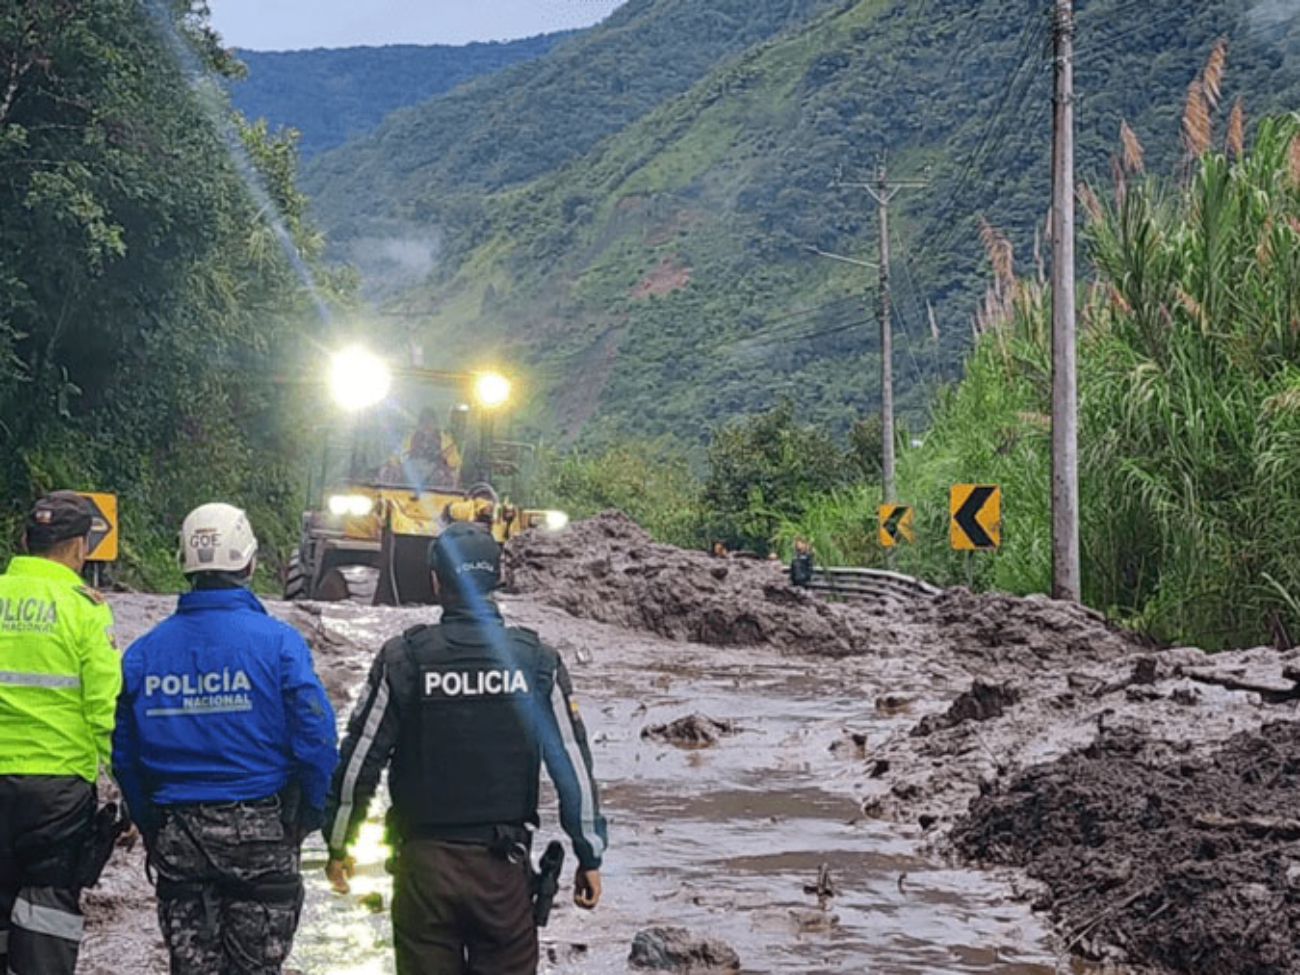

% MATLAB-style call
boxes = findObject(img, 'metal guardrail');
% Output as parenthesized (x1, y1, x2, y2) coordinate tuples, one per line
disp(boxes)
(802, 566, 942, 602)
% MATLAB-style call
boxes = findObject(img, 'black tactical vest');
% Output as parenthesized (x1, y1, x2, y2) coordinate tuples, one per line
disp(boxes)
(388, 620, 553, 837)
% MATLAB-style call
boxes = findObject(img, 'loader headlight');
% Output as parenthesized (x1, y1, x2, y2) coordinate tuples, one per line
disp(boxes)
(473, 371, 511, 409)
(328, 494, 375, 517)
(543, 510, 569, 532)
(329, 346, 392, 412)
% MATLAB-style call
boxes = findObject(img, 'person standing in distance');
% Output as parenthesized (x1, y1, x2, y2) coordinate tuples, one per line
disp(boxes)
(113, 503, 338, 975)
(323, 520, 606, 975)
(0, 491, 120, 975)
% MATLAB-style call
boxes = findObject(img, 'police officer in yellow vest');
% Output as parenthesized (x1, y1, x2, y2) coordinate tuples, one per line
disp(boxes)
(0, 491, 120, 975)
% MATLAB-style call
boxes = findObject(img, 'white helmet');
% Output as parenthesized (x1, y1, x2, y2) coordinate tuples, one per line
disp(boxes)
(179, 503, 258, 576)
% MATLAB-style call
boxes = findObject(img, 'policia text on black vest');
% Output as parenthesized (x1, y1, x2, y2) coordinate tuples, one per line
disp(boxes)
(323, 608, 607, 975)
(392, 624, 546, 841)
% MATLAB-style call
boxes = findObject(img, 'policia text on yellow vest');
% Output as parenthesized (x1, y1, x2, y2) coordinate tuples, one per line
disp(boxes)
(0, 490, 122, 975)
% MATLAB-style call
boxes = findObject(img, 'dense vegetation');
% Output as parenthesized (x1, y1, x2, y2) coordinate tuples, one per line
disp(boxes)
(0, 0, 338, 587)
(302, 0, 1300, 447)
(231, 35, 568, 158)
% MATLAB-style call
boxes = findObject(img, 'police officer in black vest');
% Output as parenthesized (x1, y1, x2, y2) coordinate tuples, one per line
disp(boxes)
(322, 521, 607, 974)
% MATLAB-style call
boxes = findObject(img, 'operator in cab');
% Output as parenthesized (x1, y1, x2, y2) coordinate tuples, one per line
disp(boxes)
(405, 407, 462, 487)
(323, 520, 607, 974)
(0, 491, 120, 975)
(113, 503, 337, 975)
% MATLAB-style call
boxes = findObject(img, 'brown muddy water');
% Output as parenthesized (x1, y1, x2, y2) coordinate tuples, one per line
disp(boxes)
(83, 592, 1079, 974)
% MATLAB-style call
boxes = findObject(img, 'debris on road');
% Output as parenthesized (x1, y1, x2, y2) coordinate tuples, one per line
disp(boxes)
(81, 526, 1300, 975)
(505, 511, 877, 655)
(802, 862, 837, 909)
(954, 721, 1300, 973)
(641, 714, 738, 748)
(910, 680, 1021, 737)
(628, 927, 742, 972)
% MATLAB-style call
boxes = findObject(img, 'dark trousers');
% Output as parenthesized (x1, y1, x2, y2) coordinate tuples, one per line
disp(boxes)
(393, 839, 537, 975)
(0, 774, 95, 975)
(151, 800, 303, 975)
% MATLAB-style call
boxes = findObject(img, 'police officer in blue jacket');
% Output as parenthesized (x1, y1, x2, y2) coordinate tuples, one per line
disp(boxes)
(113, 503, 338, 975)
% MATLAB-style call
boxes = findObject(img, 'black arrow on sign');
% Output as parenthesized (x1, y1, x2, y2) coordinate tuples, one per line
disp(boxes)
(83, 496, 110, 553)
(955, 486, 997, 549)
(883, 506, 908, 543)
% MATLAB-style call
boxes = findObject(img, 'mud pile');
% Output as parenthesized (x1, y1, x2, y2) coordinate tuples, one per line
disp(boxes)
(910, 680, 1020, 737)
(931, 588, 1145, 665)
(954, 721, 1300, 973)
(505, 512, 876, 656)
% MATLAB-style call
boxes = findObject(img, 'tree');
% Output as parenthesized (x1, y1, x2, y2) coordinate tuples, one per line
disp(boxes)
(703, 400, 851, 551)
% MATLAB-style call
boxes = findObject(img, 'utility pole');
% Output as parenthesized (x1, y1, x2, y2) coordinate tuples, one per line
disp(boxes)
(830, 162, 928, 505)
(1051, 0, 1080, 600)
(877, 165, 896, 504)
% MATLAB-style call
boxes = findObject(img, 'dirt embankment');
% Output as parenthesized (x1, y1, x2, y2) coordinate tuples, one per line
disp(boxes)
(955, 719, 1300, 974)
(504, 511, 884, 656)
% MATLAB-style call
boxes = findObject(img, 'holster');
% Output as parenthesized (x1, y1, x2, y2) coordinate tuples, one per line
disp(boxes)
(487, 824, 531, 864)
(79, 802, 128, 888)
(531, 840, 565, 928)
(278, 780, 322, 845)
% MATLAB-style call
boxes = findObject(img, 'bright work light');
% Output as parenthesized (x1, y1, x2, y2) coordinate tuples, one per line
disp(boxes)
(544, 510, 570, 532)
(329, 346, 391, 412)
(327, 494, 375, 517)
(473, 371, 511, 409)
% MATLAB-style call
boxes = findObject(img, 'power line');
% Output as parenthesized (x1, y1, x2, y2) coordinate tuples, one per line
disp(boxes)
(732, 315, 877, 350)
(913, 15, 1052, 264)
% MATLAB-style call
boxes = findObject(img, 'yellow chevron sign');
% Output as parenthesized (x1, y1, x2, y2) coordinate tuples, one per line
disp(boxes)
(78, 492, 119, 563)
(878, 504, 915, 547)
(950, 484, 1001, 551)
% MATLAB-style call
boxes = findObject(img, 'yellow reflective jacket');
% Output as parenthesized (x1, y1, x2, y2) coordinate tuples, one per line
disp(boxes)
(0, 556, 120, 781)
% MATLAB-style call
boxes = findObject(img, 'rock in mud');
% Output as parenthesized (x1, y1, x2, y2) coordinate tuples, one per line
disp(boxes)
(504, 511, 873, 655)
(628, 927, 741, 972)
(829, 730, 869, 757)
(642, 714, 737, 747)
(911, 680, 1021, 737)
(954, 720, 1300, 973)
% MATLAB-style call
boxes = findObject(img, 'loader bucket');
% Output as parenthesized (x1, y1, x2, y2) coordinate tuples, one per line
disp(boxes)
(376, 523, 436, 606)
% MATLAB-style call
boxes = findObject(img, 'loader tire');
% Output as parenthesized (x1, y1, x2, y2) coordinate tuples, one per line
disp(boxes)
(284, 549, 307, 601)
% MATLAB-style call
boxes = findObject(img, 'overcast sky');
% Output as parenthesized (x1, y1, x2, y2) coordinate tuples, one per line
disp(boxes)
(209, 0, 628, 51)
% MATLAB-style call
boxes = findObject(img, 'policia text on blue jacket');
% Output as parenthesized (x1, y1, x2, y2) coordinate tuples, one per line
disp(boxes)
(0, 491, 606, 975)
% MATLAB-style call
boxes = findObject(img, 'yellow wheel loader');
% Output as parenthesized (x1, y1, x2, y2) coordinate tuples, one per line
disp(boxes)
(285, 349, 567, 606)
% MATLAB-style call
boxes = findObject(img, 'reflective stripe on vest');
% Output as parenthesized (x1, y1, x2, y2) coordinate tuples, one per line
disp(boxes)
(0, 670, 81, 690)
(11, 896, 84, 942)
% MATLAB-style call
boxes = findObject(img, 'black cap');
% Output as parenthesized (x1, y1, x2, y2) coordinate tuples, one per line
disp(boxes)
(429, 521, 501, 596)
(25, 491, 94, 550)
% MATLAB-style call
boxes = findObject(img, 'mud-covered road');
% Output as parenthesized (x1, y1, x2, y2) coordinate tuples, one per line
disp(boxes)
(77, 514, 1300, 974)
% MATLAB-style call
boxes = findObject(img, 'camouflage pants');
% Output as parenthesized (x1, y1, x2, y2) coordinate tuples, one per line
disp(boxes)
(151, 799, 303, 975)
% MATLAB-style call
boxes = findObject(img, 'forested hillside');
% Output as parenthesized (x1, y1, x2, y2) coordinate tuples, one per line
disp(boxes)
(231, 35, 568, 158)
(305, 0, 1300, 445)
(302, 0, 840, 249)
(0, 1, 337, 582)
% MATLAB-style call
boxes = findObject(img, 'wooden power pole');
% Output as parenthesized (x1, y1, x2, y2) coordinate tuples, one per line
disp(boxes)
(1051, 0, 1080, 600)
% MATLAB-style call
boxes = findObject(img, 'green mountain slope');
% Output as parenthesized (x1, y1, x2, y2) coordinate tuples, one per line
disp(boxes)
(230, 36, 568, 158)
(301, 0, 839, 247)
(365, 0, 1300, 444)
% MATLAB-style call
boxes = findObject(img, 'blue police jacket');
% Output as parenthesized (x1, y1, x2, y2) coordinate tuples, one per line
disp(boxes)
(113, 587, 338, 817)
